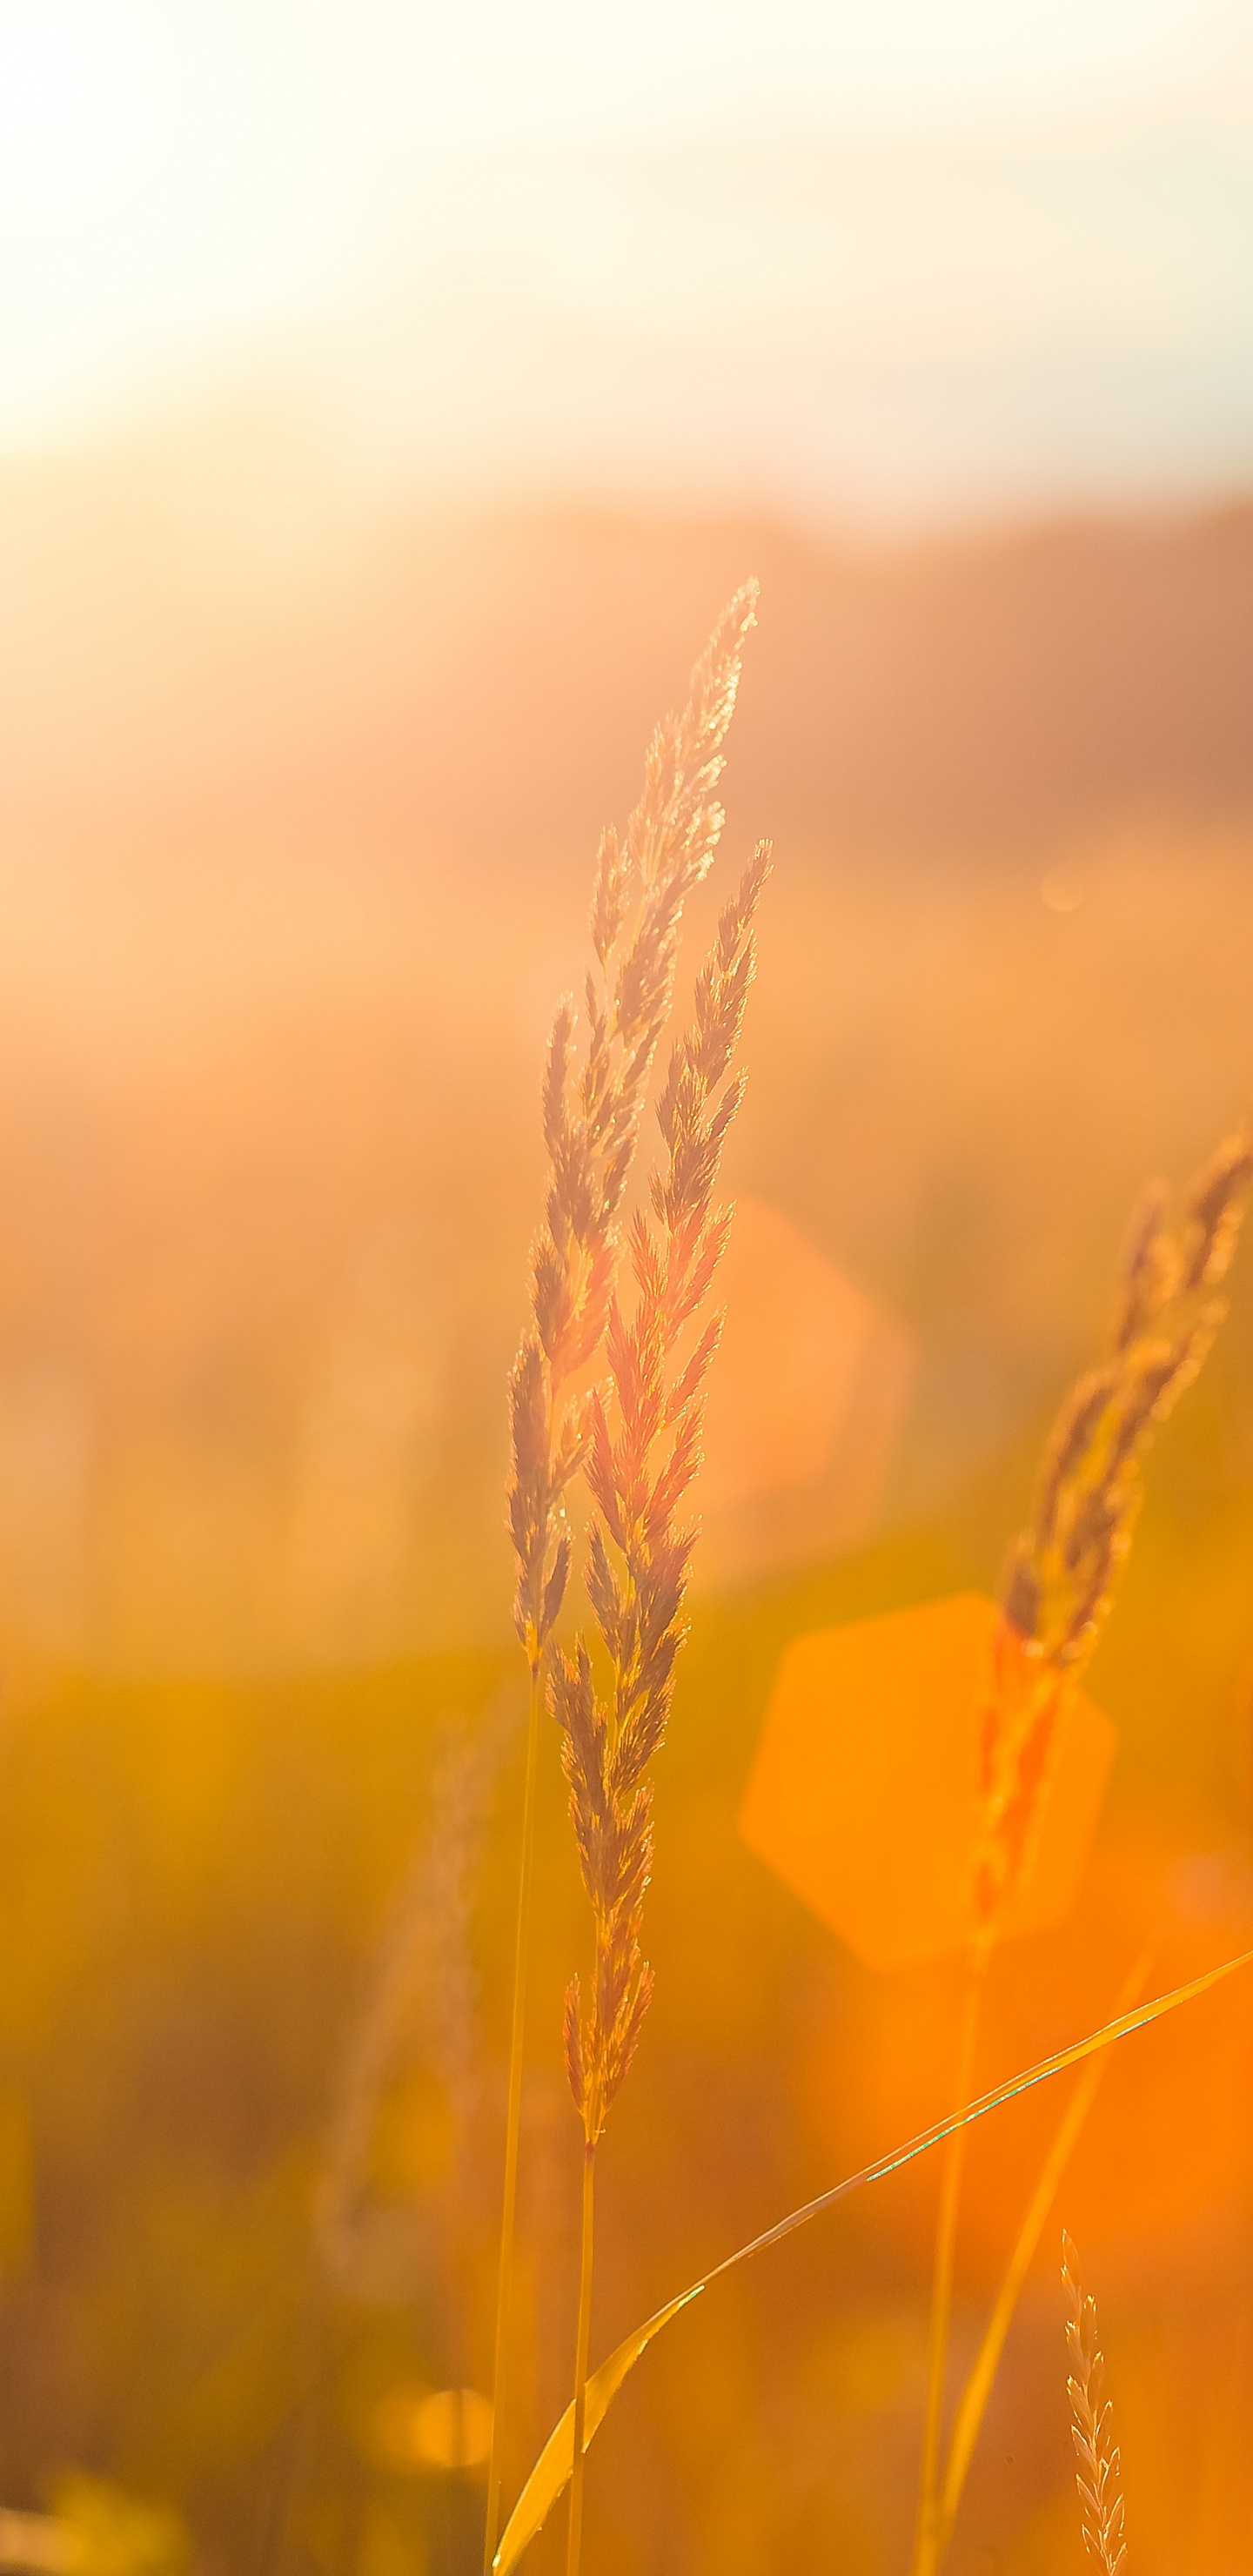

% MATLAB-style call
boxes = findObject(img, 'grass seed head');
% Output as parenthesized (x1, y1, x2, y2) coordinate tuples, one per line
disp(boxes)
(506, 587, 759, 1674)
(1062, 2231, 1128, 2576)
(974, 1119, 1251, 1942)
(557, 832, 771, 2143)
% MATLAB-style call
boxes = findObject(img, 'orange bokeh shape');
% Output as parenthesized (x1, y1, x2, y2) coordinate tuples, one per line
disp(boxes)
(694, 1194, 915, 1588)
(740, 1592, 1116, 1969)
(701, 1196, 888, 1508)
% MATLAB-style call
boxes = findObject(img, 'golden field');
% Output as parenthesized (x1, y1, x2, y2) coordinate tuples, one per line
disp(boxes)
(0, 420, 1252, 2574)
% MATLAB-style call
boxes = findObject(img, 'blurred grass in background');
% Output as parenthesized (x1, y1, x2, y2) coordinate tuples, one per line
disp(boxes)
(0, 426, 1251, 2573)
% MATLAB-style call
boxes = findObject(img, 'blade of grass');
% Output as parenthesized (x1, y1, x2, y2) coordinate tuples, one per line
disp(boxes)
(492, 2284, 704, 2576)
(937, 1948, 1150, 2557)
(492, 1945, 1253, 2575)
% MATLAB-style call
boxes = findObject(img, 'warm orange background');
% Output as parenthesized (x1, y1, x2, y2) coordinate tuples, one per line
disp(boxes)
(0, 441, 1250, 2576)
(2, 0, 1253, 2512)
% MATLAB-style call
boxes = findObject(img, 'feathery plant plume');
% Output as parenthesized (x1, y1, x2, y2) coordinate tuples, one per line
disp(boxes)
(913, 1118, 1250, 2576)
(975, 1121, 1253, 1947)
(556, 842, 772, 2146)
(1062, 2231, 1128, 2576)
(486, 587, 761, 2574)
(554, 841, 771, 2576)
(506, 583, 761, 1681)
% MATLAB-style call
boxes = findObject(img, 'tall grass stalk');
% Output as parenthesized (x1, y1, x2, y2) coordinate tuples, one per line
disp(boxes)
(486, 590, 761, 2569)
(913, 1119, 1250, 2576)
(556, 844, 770, 2576)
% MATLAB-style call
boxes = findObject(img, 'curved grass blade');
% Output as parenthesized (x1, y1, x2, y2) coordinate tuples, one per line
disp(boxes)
(490, 2286, 703, 2574)
(492, 1946, 1253, 2574)
(937, 1948, 1150, 2554)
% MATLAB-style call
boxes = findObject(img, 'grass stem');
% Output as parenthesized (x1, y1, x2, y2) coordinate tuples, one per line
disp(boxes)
(566, 2141, 596, 2576)
(913, 1959, 984, 2576)
(937, 1949, 1148, 2555)
(483, 1668, 543, 2576)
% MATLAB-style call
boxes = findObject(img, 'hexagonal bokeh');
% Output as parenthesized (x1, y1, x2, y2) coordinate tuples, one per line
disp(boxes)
(694, 1194, 916, 1589)
(739, 1591, 1116, 1970)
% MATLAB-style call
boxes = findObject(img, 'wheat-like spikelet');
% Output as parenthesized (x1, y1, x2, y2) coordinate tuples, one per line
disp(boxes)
(488, 588, 761, 2575)
(915, 1124, 1250, 2576)
(554, 838, 770, 2576)
(972, 1121, 1252, 1938)
(506, 585, 760, 1677)
(1062, 2231, 1128, 2576)
(553, 843, 771, 2145)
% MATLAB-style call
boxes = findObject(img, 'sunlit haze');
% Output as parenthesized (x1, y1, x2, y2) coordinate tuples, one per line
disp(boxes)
(3, 0, 1253, 519)
(4, 7, 1253, 2566)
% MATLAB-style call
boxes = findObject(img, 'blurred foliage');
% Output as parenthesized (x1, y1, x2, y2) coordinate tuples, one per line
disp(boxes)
(0, 1262, 1246, 2574)
(52, 2476, 188, 2576)
(0, 501, 1252, 2572)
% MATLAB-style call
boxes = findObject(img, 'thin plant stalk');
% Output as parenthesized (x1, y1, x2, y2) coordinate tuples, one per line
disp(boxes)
(552, 849, 771, 2576)
(910, 1120, 1251, 2576)
(938, 1950, 1149, 2554)
(980, 1121, 1253, 1940)
(487, 588, 761, 2566)
(492, 1945, 1253, 2576)
(483, 1669, 543, 2575)
(566, 2144, 596, 2576)
(913, 1962, 983, 2576)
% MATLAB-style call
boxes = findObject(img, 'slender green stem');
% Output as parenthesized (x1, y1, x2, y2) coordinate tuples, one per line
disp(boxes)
(566, 2140, 597, 2576)
(912, 1959, 984, 2576)
(483, 1668, 543, 2576)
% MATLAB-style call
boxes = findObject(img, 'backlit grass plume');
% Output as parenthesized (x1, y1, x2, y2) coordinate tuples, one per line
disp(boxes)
(486, 587, 761, 2573)
(914, 1117, 1250, 2576)
(1062, 2231, 1128, 2576)
(556, 843, 771, 2147)
(554, 848, 770, 2576)
(975, 1121, 1253, 1943)
(506, 584, 761, 1683)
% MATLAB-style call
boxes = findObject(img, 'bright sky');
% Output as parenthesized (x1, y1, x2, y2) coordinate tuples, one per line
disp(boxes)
(3, 0, 1253, 520)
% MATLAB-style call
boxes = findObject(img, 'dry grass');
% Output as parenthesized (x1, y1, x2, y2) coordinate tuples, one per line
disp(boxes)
(914, 1117, 1252, 2576)
(506, 582, 760, 1682)
(487, 618, 1250, 2575)
(558, 842, 771, 2150)
(975, 1121, 1253, 1945)
(6, 465, 1253, 2573)
(488, 586, 762, 2573)
(1062, 2230, 1129, 2576)
(556, 841, 770, 2576)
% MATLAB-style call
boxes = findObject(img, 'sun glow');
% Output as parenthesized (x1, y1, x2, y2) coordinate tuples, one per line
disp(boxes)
(2, 0, 1251, 514)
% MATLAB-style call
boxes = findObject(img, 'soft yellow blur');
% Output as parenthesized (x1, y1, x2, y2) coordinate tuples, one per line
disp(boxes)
(0, 112, 1251, 2566)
